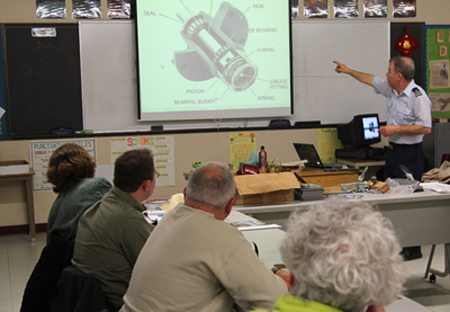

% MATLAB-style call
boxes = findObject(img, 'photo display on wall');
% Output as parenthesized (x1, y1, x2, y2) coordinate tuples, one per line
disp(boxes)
(425, 25, 450, 119)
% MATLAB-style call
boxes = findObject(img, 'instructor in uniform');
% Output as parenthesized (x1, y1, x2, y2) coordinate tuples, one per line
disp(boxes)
(333, 56, 432, 261)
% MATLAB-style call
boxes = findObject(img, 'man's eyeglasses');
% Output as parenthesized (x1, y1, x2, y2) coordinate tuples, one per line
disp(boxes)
(143, 170, 160, 182)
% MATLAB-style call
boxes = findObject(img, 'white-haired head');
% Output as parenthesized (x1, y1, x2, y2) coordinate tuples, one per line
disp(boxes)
(280, 198, 406, 312)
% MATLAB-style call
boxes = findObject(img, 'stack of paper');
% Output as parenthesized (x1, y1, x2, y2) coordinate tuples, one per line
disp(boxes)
(230, 221, 282, 231)
(296, 184, 325, 201)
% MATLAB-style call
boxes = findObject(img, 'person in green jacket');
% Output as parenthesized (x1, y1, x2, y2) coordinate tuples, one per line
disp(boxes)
(253, 199, 406, 312)
(46, 143, 112, 244)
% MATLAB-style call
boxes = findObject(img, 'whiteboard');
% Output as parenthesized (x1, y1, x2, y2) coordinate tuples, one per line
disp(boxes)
(292, 20, 389, 124)
(79, 20, 389, 132)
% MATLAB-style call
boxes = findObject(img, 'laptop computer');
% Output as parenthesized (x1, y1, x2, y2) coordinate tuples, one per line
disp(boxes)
(293, 143, 359, 172)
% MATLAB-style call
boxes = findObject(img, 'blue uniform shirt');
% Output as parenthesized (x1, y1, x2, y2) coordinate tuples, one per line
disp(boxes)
(372, 77, 432, 144)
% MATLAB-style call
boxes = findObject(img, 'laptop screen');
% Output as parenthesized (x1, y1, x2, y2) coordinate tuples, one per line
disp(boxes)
(293, 143, 323, 168)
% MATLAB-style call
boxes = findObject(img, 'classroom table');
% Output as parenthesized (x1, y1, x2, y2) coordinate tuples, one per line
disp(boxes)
(0, 161, 36, 241)
(229, 211, 432, 312)
(233, 185, 450, 248)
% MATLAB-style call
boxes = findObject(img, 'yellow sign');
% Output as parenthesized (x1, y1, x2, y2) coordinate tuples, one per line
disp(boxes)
(317, 128, 342, 164)
(230, 132, 256, 170)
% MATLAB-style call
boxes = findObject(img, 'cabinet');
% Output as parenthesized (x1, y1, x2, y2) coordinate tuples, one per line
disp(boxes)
(423, 123, 450, 169)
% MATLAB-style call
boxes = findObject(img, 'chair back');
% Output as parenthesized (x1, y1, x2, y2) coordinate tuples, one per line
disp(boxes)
(50, 265, 110, 312)
(441, 153, 450, 166)
(20, 238, 74, 312)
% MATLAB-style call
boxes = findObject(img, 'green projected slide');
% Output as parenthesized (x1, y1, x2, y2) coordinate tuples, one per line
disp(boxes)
(136, 0, 292, 121)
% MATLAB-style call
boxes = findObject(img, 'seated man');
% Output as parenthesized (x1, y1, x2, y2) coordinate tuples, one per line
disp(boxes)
(253, 199, 406, 312)
(120, 162, 289, 312)
(72, 149, 157, 311)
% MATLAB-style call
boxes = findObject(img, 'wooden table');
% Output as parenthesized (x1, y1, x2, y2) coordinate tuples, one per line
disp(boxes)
(295, 168, 362, 187)
(336, 158, 386, 169)
(0, 161, 36, 241)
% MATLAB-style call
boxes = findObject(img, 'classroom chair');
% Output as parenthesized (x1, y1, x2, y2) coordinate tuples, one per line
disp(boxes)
(49, 265, 110, 312)
(20, 238, 74, 312)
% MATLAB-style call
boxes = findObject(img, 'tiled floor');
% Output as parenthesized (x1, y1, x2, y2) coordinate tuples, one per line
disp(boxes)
(0, 233, 46, 312)
(403, 244, 450, 312)
(1, 233, 450, 312)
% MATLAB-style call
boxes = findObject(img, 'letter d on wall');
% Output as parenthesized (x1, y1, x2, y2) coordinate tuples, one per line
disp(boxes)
(439, 45, 448, 58)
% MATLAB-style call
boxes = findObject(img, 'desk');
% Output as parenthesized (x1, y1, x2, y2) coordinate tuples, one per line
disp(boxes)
(230, 211, 432, 312)
(336, 158, 386, 169)
(296, 168, 361, 187)
(234, 187, 450, 248)
(0, 161, 36, 241)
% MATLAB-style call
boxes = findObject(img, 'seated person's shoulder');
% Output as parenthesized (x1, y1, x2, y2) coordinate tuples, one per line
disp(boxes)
(91, 177, 113, 188)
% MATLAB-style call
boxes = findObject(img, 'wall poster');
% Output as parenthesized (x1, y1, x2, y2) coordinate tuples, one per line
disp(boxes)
(425, 25, 450, 119)
(30, 139, 96, 191)
(110, 136, 175, 186)
(304, 0, 329, 18)
(108, 0, 133, 19)
(230, 133, 257, 170)
(393, 0, 416, 18)
(334, 0, 358, 18)
(364, 0, 387, 18)
(317, 128, 341, 164)
(36, 0, 66, 19)
(72, 0, 101, 19)
(429, 93, 450, 112)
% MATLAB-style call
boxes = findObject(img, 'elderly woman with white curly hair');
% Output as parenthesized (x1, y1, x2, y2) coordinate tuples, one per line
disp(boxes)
(253, 199, 407, 312)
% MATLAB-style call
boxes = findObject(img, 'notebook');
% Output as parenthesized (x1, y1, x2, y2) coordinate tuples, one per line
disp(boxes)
(293, 143, 359, 172)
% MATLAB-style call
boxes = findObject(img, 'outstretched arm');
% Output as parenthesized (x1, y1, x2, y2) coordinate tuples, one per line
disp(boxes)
(333, 61, 374, 87)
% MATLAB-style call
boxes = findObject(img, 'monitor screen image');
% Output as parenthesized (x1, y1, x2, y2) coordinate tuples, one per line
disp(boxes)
(134, 0, 293, 122)
(362, 116, 380, 140)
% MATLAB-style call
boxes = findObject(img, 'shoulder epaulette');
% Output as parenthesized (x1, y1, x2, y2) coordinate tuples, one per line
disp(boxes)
(412, 87, 423, 97)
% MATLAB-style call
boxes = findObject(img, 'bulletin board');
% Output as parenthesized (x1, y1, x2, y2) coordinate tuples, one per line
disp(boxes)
(425, 25, 450, 119)
(3, 24, 83, 138)
(0, 26, 6, 139)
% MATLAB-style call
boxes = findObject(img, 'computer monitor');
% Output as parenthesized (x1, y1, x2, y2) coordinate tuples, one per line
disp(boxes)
(337, 114, 381, 148)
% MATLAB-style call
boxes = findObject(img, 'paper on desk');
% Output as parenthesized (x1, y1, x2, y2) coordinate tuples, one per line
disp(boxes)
(230, 221, 282, 232)
(142, 210, 165, 224)
(0, 164, 30, 175)
(237, 224, 282, 231)
(421, 182, 450, 194)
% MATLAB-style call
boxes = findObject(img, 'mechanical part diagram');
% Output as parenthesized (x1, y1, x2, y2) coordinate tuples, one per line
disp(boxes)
(173, 2, 258, 92)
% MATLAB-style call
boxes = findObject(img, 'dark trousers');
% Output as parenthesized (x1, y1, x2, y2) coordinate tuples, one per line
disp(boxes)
(384, 143, 424, 258)
(384, 143, 425, 181)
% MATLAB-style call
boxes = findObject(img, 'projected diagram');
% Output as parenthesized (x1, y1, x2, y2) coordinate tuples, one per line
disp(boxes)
(137, 0, 291, 120)
(173, 2, 257, 92)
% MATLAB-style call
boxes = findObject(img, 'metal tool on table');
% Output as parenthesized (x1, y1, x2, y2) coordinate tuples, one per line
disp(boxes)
(358, 166, 369, 182)
(340, 167, 370, 192)
(391, 164, 423, 192)
(399, 164, 415, 181)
